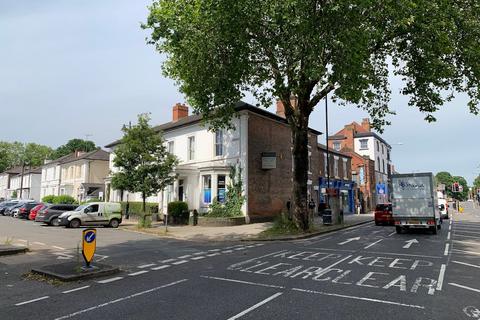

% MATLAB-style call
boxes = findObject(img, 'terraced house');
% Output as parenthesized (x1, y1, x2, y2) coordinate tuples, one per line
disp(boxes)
(105, 102, 354, 221)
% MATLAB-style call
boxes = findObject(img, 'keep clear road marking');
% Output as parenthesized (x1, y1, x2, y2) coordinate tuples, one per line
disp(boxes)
(96, 277, 124, 284)
(53, 279, 189, 320)
(448, 283, 480, 294)
(201, 276, 285, 289)
(452, 260, 480, 269)
(339, 237, 360, 245)
(62, 286, 90, 294)
(444, 243, 450, 256)
(364, 239, 383, 249)
(292, 288, 424, 309)
(436, 264, 447, 291)
(226, 292, 283, 320)
(403, 239, 419, 249)
(15, 296, 50, 306)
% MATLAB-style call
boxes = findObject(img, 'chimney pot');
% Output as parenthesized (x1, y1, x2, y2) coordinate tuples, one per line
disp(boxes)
(173, 103, 189, 122)
(361, 118, 371, 132)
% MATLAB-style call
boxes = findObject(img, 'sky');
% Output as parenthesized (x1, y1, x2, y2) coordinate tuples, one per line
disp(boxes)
(1, 1, 479, 184)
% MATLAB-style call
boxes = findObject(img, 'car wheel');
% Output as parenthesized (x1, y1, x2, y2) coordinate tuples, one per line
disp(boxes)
(109, 219, 119, 228)
(395, 226, 402, 234)
(375, 220, 380, 226)
(50, 218, 60, 227)
(431, 226, 437, 234)
(69, 219, 81, 228)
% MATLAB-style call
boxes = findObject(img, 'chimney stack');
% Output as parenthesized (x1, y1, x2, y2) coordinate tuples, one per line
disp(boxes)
(361, 118, 371, 132)
(173, 103, 189, 122)
(276, 97, 298, 118)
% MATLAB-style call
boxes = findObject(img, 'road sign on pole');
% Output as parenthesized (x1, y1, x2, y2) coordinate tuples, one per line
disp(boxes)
(82, 228, 96, 268)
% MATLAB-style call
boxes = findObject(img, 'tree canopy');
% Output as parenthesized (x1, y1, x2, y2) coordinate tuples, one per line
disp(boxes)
(52, 139, 97, 159)
(0, 141, 53, 171)
(144, 0, 480, 230)
(111, 113, 178, 211)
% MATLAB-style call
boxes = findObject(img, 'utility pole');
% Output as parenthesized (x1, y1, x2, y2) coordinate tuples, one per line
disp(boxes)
(325, 94, 330, 209)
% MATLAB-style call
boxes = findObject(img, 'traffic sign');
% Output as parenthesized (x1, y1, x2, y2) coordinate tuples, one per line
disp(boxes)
(82, 228, 96, 267)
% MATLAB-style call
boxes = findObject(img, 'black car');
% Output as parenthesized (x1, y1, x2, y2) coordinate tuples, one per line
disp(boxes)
(35, 204, 78, 226)
(16, 202, 40, 219)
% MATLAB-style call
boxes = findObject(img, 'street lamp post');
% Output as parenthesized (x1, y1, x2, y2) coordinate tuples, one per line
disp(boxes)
(325, 94, 330, 209)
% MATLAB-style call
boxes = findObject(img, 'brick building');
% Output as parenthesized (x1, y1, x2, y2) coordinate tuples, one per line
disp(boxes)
(106, 101, 354, 221)
(328, 119, 393, 211)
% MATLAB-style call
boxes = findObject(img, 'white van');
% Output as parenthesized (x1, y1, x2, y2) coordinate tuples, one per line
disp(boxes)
(438, 198, 449, 219)
(57, 202, 122, 228)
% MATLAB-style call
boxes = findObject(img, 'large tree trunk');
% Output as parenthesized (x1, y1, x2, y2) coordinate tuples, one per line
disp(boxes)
(291, 117, 310, 231)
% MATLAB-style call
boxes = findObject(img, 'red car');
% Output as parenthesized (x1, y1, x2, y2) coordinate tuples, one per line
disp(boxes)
(28, 203, 46, 221)
(374, 203, 393, 225)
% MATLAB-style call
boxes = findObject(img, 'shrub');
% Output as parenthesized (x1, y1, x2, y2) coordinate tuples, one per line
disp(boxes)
(87, 198, 101, 203)
(207, 166, 245, 217)
(53, 195, 77, 204)
(120, 202, 158, 216)
(168, 201, 189, 224)
(42, 195, 56, 203)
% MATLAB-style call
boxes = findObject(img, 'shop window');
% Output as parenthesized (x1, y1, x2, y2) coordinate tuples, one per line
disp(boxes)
(203, 175, 212, 203)
(217, 175, 226, 203)
(215, 130, 223, 156)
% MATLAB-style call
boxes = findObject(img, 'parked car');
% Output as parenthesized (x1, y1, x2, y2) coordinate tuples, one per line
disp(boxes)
(58, 202, 122, 228)
(438, 198, 449, 219)
(28, 203, 46, 220)
(0, 201, 19, 215)
(374, 203, 394, 225)
(5, 203, 24, 216)
(35, 204, 79, 226)
(15, 202, 40, 219)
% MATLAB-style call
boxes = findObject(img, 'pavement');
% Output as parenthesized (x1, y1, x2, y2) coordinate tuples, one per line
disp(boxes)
(1, 205, 479, 319)
(120, 213, 374, 241)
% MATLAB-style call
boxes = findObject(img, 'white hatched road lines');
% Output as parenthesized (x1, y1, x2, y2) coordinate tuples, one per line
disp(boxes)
(292, 288, 425, 309)
(172, 260, 188, 265)
(452, 240, 480, 246)
(207, 253, 220, 257)
(201, 276, 285, 289)
(151, 265, 170, 271)
(226, 292, 284, 320)
(388, 231, 397, 237)
(178, 255, 192, 259)
(452, 249, 480, 256)
(191, 256, 205, 260)
(453, 233, 480, 240)
(53, 279, 189, 320)
(364, 239, 383, 249)
(128, 270, 150, 276)
(137, 263, 156, 269)
(448, 283, 480, 294)
(161, 258, 176, 263)
(452, 260, 480, 269)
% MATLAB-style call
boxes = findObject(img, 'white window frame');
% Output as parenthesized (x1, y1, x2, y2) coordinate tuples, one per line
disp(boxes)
(334, 156, 339, 178)
(188, 136, 195, 161)
(214, 130, 223, 157)
(359, 139, 368, 150)
(168, 141, 174, 154)
(343, 158, 348, 179)
(333, 142, 341, 151)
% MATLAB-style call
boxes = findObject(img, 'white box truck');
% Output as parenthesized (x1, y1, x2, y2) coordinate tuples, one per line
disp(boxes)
(391, 172, 441, 234)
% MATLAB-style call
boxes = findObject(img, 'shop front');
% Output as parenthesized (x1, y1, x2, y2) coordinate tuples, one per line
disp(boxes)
(318, 177, 355, 214)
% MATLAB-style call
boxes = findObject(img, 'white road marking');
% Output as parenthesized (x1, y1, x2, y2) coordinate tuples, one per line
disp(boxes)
(201, 276, 284, 289)
(452, 249, 480, 256)
(96, 254, 109, 262)
(172, 260, 188, 265)
(191, 256, 205, 260)
(447, 231, 451, 240)
(292, 288, 424, 309)
(161, 258, 176, 263)
(208, 249, 221, 252)
(52, 246, 66, 250)
(455, 230, 480, 235)
(339, 237, 360, 245)
(193, 252, 206, 255)
(222, 250, 234, 253)
(403, 239, 419, 249)
(234, 247, 246, 250)
(53, 279, 188, 320)
(448, 283, 480, 294)
(364, 239, 383, 249)
(33, 242, 46, 246)
(62, 286, 90, 294)
(436, 264, 446, 291)
(137, 263, 156, 269)
(365, 251, 442, 259)
(388, 231, 396, 237)
(226, 292, 283, 320)
(128, 270, 149, 276)
(449, 225, 452, 231)
(96, 277, 124, 284)
(452, 260, 480, 269)
(15, 296, 50, 306)
(322, 255, 353, 270)
(444, 243, 450, 256)
(18, 239, 28, 242)
(178, 255, 192, 259)
(206, 253, 220, 257)
(151, 265, 170, 271)
(454, 234, 480, 240)
(453, 240, 480, 246)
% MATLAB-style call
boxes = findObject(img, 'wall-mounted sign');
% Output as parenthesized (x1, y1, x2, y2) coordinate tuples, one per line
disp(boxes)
(261, 152, 277, 169)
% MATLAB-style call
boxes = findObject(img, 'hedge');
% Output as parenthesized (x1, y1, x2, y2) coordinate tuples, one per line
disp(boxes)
(120, 201, 159, 216)
(167, 201, 189, 224)
(42, 195, 77, 204)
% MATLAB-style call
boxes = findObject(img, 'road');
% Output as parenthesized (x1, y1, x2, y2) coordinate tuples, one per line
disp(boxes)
(1, 203, 480, 320)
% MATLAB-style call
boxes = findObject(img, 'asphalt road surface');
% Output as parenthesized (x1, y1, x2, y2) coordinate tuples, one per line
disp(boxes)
(1, 203, 480, 320)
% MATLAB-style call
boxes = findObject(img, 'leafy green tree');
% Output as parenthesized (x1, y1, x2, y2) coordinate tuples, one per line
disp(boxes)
(52, 139, 96, 159)
(0, 141, 52, 172)
(0, 141, 23, 172)
(144, 0, 480, 230)
(112, 113, 178, 212)
(22, 143, 53, 167)
(435, 171, 454, 198)
(473, 175, 480, 190)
